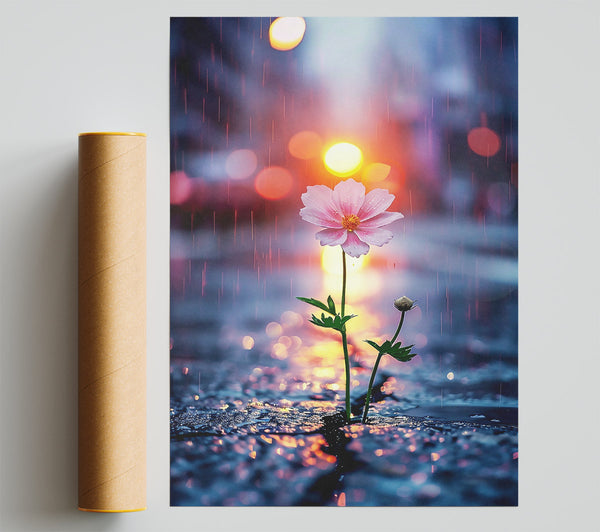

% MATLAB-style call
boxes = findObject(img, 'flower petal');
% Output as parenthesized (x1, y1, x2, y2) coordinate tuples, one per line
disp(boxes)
(358, 188, 396, 221)
(354, 226, 393, 247)
(300, 207, 343, 228)
(341, 231, 370, 258)
(315, 228, 347, 247)
(300, 185, 339, 227)
(359, 211, 404, 228)
(301, 184, 335, 211)
(332, 178, 365, 217)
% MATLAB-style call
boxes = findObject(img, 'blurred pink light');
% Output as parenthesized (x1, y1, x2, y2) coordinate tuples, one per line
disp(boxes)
(170, 170, 192, 205)
(414, 333, 428, 349)
(486, 182, 516, 216)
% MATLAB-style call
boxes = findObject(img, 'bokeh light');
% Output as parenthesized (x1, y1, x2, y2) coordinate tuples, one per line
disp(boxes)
(486, 182, 516, 216)
(242, 336, 255, 350)
(265, 321, 284, 338)
(277, 335, 292, 348)
(170, 170, 192, 205)
(288, 130, 322, 159)
(225, 149, 258, 180)
(254, 167, 293, 199)
(414, 333, 428, 348)
(271, 342, 288, 360)
(323, 142, 363, 177)
(269, 17, 306, 51)
(280, 310, 303, 328)
(363, 162, 391, 183)
(467, 127, 501, 157)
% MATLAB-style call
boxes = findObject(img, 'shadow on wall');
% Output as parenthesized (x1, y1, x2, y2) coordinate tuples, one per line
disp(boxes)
(0, 143, 119, 528)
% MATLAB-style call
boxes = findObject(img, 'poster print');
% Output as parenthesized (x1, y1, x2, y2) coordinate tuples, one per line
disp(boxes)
(170, 17, 518, 506)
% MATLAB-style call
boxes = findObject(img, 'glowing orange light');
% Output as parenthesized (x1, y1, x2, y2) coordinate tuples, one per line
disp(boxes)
(308, 341, 345, 366)
(467, 127, 501, 157)
(269, 17, 306, 51)
(323, 142, 363, 177)
(381, 376, 397, 394)
(254, 167, 293, 199)
(314, 367, 336, 379)
(321, 246, 366, 274)
(225, 149, 257, 180)
(363, 162, 391, 183)
(288, 130, 322, 159)
(272, 435, 298, 448)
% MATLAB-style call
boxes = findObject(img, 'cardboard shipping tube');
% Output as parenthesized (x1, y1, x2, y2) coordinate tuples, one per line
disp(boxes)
(78, 132, 146, 512)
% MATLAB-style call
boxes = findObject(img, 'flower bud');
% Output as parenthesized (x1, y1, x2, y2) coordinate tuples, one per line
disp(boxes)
(394, 296, 415, 312)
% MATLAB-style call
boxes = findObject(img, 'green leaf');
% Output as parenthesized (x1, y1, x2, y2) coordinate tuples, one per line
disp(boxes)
(389, 352, 416, 362)
(364, 338, 417, 362)
(309, 312, 325, 326)
(341, 314, 356, 325)
(380, 340, 393, 351)
(308, 312, 356, 332)
(364, 339, 382, 351)
(334, 314, 356, 331)
(297, 297, 335, 315)
(326, 295, 336, 315)
(387, 342, 417, 362)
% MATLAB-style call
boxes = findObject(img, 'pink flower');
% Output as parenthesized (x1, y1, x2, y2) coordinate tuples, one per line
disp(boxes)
(300, 178, 404, 258)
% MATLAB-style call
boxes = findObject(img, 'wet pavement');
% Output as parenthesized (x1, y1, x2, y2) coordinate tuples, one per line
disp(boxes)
(170, 215, 518, 506)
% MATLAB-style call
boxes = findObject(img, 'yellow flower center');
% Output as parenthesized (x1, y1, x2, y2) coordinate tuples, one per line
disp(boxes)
(341, 214, 360, 232)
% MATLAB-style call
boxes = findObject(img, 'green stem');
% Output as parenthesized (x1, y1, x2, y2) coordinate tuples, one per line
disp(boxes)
(341, 250, 347, 317)
(362, 311, 406, 423)
(340, 250, 351, 423)
(341, 330, 351, 424)
(361, 351, 383, 423)
(390, 311, 405, 344)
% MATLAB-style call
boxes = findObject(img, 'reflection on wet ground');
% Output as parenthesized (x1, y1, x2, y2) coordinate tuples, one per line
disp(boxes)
(170, 215, 517, 505)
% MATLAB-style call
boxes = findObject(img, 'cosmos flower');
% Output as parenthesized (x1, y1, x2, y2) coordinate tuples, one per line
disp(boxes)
(299, 178, 404, 258)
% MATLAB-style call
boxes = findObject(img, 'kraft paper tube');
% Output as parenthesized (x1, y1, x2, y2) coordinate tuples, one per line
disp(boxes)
(78, 132, 146, 512)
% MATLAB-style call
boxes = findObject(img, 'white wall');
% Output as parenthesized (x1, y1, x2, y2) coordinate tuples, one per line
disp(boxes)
(1, 1, 598, 531)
